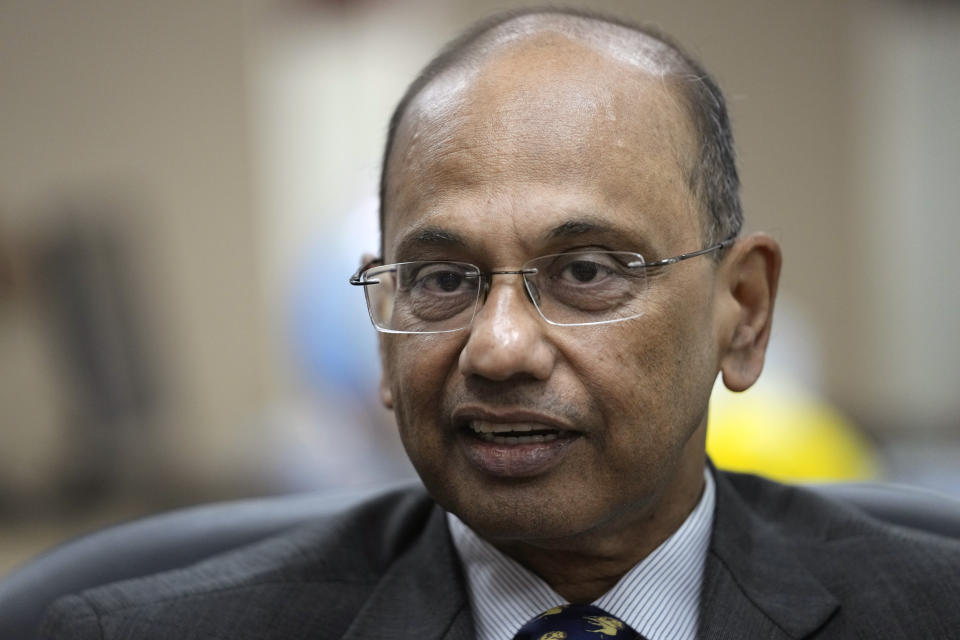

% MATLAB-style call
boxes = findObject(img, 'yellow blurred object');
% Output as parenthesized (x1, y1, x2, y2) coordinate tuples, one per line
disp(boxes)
(707, 383, 878, 482)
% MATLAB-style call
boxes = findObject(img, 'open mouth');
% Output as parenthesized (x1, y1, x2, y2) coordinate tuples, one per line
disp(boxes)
(465, 421, 573, 445)
(455, 412, 581, 476)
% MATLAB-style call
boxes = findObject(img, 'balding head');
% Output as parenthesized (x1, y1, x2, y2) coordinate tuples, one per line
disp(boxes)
(380, 8, 742, 250)
(368, 9, 782, 584)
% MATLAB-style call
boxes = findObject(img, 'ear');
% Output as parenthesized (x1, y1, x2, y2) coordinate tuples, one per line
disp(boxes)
(378, 335, 394, 410)
(360, 251, 395, 411)
(717, 233, 782, 392)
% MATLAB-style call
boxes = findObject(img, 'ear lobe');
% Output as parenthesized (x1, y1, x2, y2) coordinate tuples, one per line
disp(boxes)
(719, 233, 782, 392)
(379, 377, 394, 409)
(377, 334, 395, 410)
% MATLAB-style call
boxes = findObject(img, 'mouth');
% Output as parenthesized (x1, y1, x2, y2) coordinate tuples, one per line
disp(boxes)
(452, 407, 582, 478)
(464, 420, 574, 445)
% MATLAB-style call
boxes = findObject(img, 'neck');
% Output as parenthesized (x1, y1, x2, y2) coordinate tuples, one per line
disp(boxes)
(492, 454, 707, 603)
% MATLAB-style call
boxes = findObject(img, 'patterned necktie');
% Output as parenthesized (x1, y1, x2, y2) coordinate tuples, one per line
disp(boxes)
(512, 604, 646, 640)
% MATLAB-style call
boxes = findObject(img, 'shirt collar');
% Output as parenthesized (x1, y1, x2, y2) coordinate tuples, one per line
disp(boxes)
(447, 467, 715, 640)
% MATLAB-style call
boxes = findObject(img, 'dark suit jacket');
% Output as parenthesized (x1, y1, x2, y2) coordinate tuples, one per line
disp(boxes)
(40, 470, 960, 639)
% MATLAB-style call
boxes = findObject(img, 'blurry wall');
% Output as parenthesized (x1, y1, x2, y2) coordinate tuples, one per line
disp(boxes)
(0, 0, 270, 503)
(847, 2, 960, 433)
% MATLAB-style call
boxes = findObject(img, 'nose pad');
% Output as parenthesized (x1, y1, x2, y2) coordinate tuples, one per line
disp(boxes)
(458, 277, 555, 381)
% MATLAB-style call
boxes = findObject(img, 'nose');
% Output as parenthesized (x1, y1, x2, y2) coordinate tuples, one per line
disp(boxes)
(458, 276, 556, 381)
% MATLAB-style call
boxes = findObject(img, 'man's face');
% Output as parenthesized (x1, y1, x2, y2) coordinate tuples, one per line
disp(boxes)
(379, 34, 724, 545)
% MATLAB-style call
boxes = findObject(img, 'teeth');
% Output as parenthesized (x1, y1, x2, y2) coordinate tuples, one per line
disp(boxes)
(476, 432, 560, 445)
(470, 421, 543, 435)
(467, 421, 564, 444)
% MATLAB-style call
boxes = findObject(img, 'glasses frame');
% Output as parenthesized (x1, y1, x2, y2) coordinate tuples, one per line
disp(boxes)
(349, 235, 737, 334)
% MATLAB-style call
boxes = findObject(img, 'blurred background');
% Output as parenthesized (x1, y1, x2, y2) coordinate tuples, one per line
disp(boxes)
(2, 0, 959, 576)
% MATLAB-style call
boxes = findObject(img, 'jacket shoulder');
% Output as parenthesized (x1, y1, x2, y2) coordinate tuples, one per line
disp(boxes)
(716, 470, 960, 635)
(720, 470, 960, 554)
(38, 484, 439, 640)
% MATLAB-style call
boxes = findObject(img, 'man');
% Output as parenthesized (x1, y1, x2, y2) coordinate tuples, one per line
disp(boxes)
(41, 8, 960, 640)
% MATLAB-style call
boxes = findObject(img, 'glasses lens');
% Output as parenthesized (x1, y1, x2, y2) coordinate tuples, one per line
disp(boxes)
(524, 251, 646, 325)
(363, 261, 481, 333)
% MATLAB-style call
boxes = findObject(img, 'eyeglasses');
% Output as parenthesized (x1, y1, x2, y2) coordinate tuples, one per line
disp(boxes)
(349, 236, 736, 334)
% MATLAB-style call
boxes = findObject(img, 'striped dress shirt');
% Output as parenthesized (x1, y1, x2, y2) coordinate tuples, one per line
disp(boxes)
(447, 468, 715, 640)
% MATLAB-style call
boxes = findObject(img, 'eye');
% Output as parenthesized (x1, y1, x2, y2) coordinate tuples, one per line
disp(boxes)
(553, 254, 622, 285)
(407, 263, 473, 294)
(397, 262, 479, 325)
(421, 267, 463, 292)
(564, 259, 603, 283)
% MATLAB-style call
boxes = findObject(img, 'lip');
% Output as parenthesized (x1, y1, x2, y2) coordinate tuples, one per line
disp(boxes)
(451, 406, 578, 431)
(452, 405, 582, 478)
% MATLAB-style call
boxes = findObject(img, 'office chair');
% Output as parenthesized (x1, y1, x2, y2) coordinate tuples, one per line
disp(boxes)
(1, 481, 958, 639)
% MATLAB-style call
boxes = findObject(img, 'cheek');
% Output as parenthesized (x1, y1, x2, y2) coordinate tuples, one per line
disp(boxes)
(385, 334, 461, 440)
(586, 311, 677, 400)
(584, 302, 712, 448)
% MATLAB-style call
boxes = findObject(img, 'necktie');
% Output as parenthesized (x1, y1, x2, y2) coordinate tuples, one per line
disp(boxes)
(512, 604, 646, 640)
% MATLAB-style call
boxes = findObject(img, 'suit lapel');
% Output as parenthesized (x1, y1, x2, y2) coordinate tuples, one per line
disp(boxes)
(342, 505, 474, 640)
(698, 469, 839, 639)
(340, 469, 840, 640)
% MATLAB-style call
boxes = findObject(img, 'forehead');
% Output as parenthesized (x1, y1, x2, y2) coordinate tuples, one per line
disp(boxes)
(383, 31, 699, 261)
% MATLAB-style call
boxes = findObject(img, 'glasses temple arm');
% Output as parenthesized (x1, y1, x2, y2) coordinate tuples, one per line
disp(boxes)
(349, 258, 384, 286)
(641, 236, 737, 268)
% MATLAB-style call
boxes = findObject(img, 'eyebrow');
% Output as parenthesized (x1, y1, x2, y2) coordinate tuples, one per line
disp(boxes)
(543, 218, 618, 241)
(542, 216, 655, 256)
(393, 226, 469, 261)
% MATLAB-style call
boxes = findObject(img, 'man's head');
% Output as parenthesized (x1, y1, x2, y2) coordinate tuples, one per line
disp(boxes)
(370, 8, 780, 550)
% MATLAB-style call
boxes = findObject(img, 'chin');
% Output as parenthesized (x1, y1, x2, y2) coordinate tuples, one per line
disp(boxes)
(430, 475, 624, 544)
